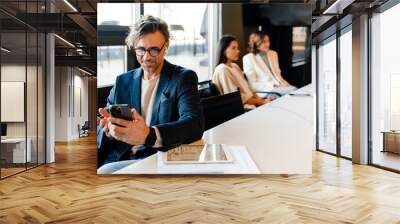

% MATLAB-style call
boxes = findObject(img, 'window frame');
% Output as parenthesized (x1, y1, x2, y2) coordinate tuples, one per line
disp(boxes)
(368, 0, 400, 173)
(315, 22, 353, 161)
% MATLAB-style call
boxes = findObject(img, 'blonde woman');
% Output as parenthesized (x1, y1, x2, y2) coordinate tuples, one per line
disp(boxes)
(243, 32, 296, 97)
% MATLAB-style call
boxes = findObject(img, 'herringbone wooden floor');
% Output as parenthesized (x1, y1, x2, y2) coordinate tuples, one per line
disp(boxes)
(1, 135, 400, 224)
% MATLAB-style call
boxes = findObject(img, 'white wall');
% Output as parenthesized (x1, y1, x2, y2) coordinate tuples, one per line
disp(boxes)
(1, 65, 25, 137)
(54, 66, 89, 141)
(55, 66, 69, 141)
(71, 72, 89, 139)
(1, 65, 37, 138)
(1, 63, 46, 164)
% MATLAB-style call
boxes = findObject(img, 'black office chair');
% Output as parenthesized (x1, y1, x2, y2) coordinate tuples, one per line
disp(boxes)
(78, 121, 90, 138)
(198, 80, 220, 99)
(97, 86, 113, 115)
(201, 91, 245, 131)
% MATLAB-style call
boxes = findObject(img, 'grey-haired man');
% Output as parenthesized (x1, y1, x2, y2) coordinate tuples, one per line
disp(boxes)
(97, 15, 204, 174)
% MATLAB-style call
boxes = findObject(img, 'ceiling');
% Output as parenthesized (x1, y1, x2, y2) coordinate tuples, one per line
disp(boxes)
(0, 0, 97, 74)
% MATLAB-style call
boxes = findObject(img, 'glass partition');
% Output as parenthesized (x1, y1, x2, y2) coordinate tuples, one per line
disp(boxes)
(1, 30, 28, 177)
(0, 1, 46, 179)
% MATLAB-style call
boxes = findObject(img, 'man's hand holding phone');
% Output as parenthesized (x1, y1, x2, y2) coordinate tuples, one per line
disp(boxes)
(98, 108, 113, 138)
(98, 105, 150, 145)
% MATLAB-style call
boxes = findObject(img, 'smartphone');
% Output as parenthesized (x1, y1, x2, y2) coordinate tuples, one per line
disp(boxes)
(106, 104, 133, 121)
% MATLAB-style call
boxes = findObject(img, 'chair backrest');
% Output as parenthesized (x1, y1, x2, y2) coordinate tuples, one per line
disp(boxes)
(97, 85, 113, 112)
(201, 91, 244, 131)
(198, 80, 220, 99)
(82, 121, 90, 129)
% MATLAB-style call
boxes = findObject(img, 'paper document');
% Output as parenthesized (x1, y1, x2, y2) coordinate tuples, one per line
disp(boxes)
(163, 144, 233, 164)
(157, 144, 260, 174)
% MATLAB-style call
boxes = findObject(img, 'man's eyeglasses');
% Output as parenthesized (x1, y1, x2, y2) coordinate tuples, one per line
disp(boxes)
(134, 42, 166, 57)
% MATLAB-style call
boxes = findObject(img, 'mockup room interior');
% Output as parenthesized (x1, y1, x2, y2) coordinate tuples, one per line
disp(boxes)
(0, 0, 400, 223)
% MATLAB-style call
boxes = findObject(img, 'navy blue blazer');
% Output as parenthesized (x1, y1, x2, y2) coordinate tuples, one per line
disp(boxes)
(97, 60, 204, 166)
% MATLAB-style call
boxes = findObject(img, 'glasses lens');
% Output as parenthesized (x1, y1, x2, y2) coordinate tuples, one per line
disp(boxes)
(149, 48, 160, 57)
(135, 48, 145, 56)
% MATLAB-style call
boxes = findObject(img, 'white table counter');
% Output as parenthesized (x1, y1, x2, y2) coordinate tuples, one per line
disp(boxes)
(114, 85, 313, 174)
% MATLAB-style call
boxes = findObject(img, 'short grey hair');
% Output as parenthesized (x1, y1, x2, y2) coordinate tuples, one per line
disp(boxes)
(125, 15, 170, 50)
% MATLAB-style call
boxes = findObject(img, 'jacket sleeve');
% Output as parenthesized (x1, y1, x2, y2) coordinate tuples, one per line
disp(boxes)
(243, 54, 274, 92)
(154, 70, 205, 151)
(97, 82, 120, 166)
(243, 55, 258, 85)
(97, 84, 116, 149)
(213, 66, 251, 103)
(213, 67, 238, 94)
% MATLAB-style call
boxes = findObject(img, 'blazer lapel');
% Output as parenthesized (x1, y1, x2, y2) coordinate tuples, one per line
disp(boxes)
(267, 51, 275, 75)
(268, 51, 280, 77)
(255, 53, 279, 83)
(150, 60, 172, 126)
(131, 68, 142, 113)
(254, 54, 269, 77)
(266, 51, 280, 82)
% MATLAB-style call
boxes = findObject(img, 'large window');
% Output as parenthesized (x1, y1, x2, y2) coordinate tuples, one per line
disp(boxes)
(339, 28, 352, 158)
(97, 46, 127, 88)
(317, 36, 337, 155)
(97, 3, 136, 88)
(316, 26, 353, 159)
(292, 26, 308, 65)
(144, 3, 210, 82)
(98, 3, 137, 26)
(371, 3, 400, 171)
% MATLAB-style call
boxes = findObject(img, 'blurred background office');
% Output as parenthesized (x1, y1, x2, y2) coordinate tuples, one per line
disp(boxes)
(97, 3, 312, 109)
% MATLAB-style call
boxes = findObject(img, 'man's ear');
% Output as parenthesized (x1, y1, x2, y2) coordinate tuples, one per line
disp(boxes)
(164, 42, 169, 56)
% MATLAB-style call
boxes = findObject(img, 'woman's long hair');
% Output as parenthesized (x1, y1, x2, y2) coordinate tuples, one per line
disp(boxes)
(216, 34, 237, 67)
(247, 31, 269, 54)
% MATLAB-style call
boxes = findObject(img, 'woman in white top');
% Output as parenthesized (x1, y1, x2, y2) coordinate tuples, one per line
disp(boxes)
(212, 35, 271, 107)
(243, 32, 296, 97)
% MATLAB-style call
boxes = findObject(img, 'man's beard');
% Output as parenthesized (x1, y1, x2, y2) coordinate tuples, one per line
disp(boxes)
(143, 67, 157, 74)
(141, 60, 159, 74)
(142, 65, 157, 74)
